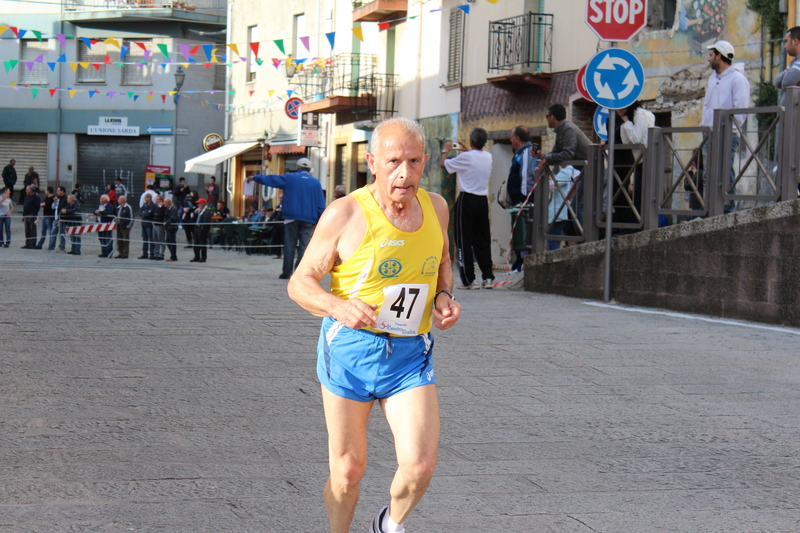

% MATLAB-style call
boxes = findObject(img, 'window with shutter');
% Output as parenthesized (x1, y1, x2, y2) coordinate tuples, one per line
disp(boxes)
(447, 9, 464, 86)
(122, 40, 153, 86)
(20, 41, 49, 85)
(77, 41, 106, 84)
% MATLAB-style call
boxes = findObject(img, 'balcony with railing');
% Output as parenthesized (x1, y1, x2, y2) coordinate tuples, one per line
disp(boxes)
(62, 0, 226, 24)
(297, 53, 398, 123)
(487, 12, 553, 91)
(352, 0, 407, 23)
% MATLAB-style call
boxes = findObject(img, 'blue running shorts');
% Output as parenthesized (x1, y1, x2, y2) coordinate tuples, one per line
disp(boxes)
(317, 316, 436, 402)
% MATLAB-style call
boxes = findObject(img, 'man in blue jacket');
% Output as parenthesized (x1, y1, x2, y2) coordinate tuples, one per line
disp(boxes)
(247, 157, 326, 279)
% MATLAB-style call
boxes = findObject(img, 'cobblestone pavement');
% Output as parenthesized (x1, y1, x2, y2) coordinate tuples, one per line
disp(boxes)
(1, 235, 799, 532)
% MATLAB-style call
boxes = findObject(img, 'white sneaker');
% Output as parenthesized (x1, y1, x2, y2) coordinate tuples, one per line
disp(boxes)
(370, 506, 389, 533)
(482, 279, 495, 289)
(456, 280, 479, 290)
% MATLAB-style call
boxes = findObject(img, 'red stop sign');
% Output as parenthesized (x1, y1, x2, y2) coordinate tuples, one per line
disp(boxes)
(586, 0, 648, 42)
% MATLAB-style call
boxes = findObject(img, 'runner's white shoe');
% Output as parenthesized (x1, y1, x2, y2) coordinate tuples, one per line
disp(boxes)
(370, 506, 389, 533)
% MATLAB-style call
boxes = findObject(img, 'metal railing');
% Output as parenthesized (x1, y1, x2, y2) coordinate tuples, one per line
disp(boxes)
(295, 53, 398, 121)
(63, 0, 226, 16)
(488, 12, 553, 73)
(523, 86, 800, 254)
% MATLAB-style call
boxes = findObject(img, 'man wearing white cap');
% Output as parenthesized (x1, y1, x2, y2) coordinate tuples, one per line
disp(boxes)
(701, 40, 751, 214)
(247, 157, 326, 279)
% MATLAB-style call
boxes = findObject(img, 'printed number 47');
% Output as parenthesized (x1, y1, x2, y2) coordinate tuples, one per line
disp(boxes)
(390, 287, 420, 319)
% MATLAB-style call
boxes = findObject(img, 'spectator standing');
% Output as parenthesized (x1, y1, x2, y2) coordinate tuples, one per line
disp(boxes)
(71, 184, 85, 206)
(139, 193, 156, 259)
(114, 177, 128, 202)
(775, 27, 800, 107)
(173, 177, 190, 210)
(37, 186, 55, 250)
(105, 183, 117, 208)
(21, 166, 39, 203)
(139, 184, 157, 207)
(164, 197, 179, 262)
(51, 186, 68, 252)
(440, 127, 495, 290)
(206, 176, 220, 204)
(182, 192, 196, 246)
(62, 194, 82, 255)
(21, 186, 40, 249)
(547, 165, 577, 250)
(701, 40, 751, 214)
(115, 195, 134, 259)
(94, 194, 116, 258)
(0, 187, 14, 248)
(507, 126, 536, 207)
(190, 198, 211, 263)
(333, 184, 346, 199)
(151, 195, 166, 261)
(248, 157, 326, 279)
(2, 160, 16, 201)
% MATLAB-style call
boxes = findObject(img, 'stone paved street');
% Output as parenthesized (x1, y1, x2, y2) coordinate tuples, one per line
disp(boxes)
(1, 238, 799, 532)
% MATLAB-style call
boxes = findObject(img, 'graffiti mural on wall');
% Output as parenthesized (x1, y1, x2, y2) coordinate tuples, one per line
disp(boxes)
(679, 0, 728, 48)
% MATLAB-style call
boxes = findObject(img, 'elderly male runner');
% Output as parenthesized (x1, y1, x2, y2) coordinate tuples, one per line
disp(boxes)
(287, 117, 461, 533)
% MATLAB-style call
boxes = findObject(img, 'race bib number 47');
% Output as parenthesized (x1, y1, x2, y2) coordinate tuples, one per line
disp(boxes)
(375, 284, 429, 336)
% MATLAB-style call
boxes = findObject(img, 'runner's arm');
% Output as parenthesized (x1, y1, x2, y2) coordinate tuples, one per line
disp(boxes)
(287, 198, 378, 329)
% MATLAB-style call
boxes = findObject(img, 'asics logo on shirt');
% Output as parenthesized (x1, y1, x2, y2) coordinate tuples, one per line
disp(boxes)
(380, 239, 404, 248)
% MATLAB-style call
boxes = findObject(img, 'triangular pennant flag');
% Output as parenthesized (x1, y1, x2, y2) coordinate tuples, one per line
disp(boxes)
(182, 62, 190, 68)
(24, 62, 34, 71)
(107, 91, 115, 99)
(80, 37, 92, 49)
(273, 40, 285, 55)
(90, 39, 100, 45)
(115, 62, 124, 67)
(227, 43, 240, 56)
(160, 63, 168, 70)
(69, 89, 77, 98)
(457, 4, 470, 13)
(10, 82, 18, 90)
(103, 38, 120, 49)
(0, 26, 8, 37)
(352, 27, 364, 42)
(47, 62, 56, 71)
(268, 90, 274, 98)
(120, 46, 128, 61)
(103, 54, 111, 64)
(249, 42, 259, 58)
(147, 92, 153, 102)
(69, 63, 79, 72)
(57, 34, 66, 47)
(79, 62, 89, 69)
(272, 58, 281, 69)
(136, 41, 147, 51)
(248, 90, 254, 97)
(168, 91, 177, 96)
(161, 94, 167, 103)
(175, 94, 181, 102)
(127, 91, 134, 99)
(202, 44, 214, 62)
(88, 90, 97, 98)
(157, 43, 169, 61)
(287, 90, 294, 98)
(295, 58, 307, 65)
(486, 0, 499, 3)
(92, 63, 101, 70)
(32, 30, 42, 41)
(34, 53, 45, 63)
(228, 90, 235, 97)
(133, 94, 139, 101)
(31, 88, 38, 99)
(300, 36, 310, 52)
(326, 32, 335, 49)
(10, 27, 19, 38)
(57, 53, 66, 63)
(143, 50, 152, 61)
(190, 45, 199, 55)
(179, 44, 192, 60)
(18, 29, 27, 39)
(49, 88, 57, 97)
(203, 63, 211, 69)
(255, 58, 263, 66)
(378, 22, 390, 31)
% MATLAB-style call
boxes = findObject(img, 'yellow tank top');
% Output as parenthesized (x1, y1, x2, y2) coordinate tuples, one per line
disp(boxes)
(330, 186, 443, 336)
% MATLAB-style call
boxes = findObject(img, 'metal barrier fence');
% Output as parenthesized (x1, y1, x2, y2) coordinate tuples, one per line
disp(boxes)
(522, 86, 800, 255)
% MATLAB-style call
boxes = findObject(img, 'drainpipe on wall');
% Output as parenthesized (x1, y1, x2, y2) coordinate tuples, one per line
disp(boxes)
(414, 0, 423, 119)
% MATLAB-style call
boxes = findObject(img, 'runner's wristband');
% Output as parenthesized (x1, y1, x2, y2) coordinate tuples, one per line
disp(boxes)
(434, 290, 454, 306)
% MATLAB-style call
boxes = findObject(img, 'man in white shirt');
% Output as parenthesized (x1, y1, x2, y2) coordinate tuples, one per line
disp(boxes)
(701, 40, 751, 214)
(440, 127, 495, 289)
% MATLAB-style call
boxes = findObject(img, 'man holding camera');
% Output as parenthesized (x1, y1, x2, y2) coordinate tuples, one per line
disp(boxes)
(440, 128, 495, 290)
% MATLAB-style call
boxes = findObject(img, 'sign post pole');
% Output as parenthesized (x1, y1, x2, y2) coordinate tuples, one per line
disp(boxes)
(604, 65, 616, 303)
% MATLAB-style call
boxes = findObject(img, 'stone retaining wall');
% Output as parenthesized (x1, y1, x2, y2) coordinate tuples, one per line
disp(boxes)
(524, 199, 800, 327)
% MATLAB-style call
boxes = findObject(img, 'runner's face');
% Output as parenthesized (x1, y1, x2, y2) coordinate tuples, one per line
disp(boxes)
(367, 126, 428, 205)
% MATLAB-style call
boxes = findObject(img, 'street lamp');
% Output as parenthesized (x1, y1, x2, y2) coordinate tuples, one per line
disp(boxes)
(172, 66, 185, 183)
(284, 55, 296, 79)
